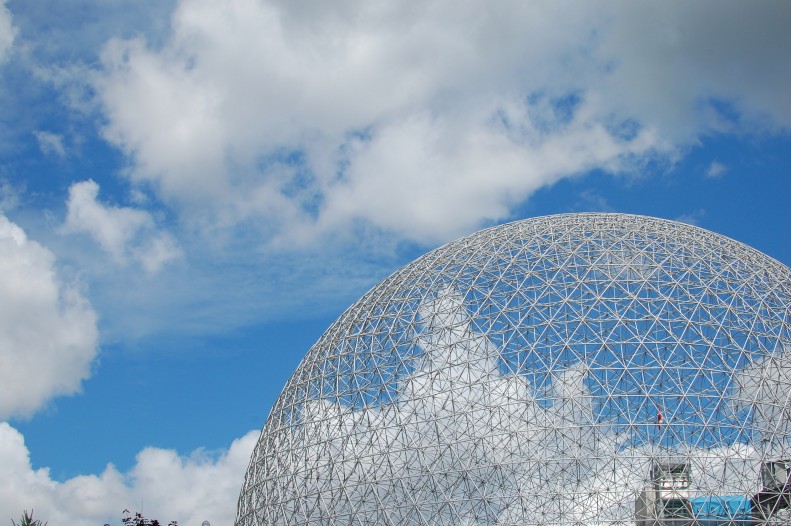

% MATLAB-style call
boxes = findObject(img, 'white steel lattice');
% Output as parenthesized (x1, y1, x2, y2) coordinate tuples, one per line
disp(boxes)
(236, 213, 791, 525)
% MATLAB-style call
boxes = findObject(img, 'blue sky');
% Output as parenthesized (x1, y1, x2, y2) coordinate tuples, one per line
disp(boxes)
(0, 0, 789, 524)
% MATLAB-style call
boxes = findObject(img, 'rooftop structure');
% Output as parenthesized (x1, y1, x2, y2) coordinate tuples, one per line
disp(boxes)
(236, 213, 791, 525)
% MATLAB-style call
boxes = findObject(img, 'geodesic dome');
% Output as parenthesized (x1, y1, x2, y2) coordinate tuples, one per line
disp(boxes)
(236, 213, 791, 525)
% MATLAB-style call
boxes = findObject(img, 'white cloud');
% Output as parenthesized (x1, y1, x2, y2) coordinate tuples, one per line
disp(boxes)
(707, 160, 728, 178)
(0, 0, 16, 63)
(240, 289, 778, 524)
(598, 2, 791, 137)
(33, 130, 67, 158)
(318, 104, 658, 243)
(674, 209, 706, 226)
(63, 180, 182, 274)
(0, 179, 20, 212)
(90, 0, 790, 246)
(0, 422, 258, 526)
(0, 214, 98, 419)
(732, 346, 791, 444)
(270, 290, 631, 523)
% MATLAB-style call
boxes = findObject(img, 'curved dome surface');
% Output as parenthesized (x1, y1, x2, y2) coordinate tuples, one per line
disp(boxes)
(236, 213, 791, 525)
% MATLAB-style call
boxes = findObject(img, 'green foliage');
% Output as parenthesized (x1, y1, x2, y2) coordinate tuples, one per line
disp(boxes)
(12, 508, 178, 526)
(11, 510, 47, 526)
(104, 510, 178, 526)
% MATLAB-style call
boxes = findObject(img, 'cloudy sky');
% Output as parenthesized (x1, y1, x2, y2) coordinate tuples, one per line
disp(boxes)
(0, 0, 789, 524)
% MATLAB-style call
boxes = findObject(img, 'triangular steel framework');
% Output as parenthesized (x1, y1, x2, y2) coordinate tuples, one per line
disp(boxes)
(236, 213, 791, 525)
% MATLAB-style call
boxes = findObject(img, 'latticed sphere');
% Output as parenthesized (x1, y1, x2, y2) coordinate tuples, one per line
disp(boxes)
(236, 213, 791, 525)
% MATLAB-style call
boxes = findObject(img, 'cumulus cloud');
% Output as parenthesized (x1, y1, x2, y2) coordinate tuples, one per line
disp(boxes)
(0, 214, 99, 419)
(320, 106, 658, 242)
(0, 0, 16, 63)
(89, 0, 791, 246)
(253, 290, 634, 523)
(732, 346, 791, 446)
(239, 289, 791, 524)
(63, 180, 182, 274)
(0, 422, 258, 526)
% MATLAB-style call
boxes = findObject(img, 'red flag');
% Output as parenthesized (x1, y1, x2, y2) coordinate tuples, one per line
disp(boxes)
(656, 410, 663, 428)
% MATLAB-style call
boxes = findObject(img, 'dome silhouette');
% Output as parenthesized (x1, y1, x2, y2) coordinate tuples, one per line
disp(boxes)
(236, 213, 791, 525)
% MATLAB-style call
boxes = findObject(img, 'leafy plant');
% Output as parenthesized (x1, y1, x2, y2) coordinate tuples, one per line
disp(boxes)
(11, 510, 47, 526)
(104, 510, 177, 526)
